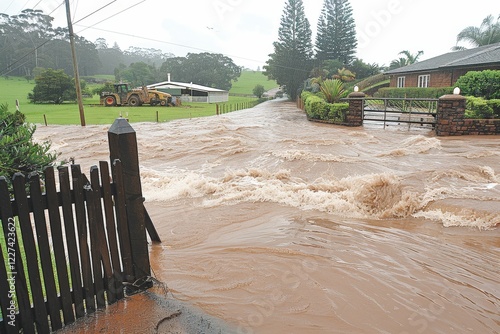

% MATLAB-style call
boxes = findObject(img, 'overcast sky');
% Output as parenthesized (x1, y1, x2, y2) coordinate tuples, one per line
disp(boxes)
(2, 0, 497, 69)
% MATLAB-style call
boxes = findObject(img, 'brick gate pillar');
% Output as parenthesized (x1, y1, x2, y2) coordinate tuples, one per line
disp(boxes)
(436, 94, 466, 136)
(346, 91, 365, 126)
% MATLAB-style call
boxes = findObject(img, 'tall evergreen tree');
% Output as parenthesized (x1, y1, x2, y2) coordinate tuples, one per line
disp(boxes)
(264, 0, 313, 101)
(315, 0, 357, 65)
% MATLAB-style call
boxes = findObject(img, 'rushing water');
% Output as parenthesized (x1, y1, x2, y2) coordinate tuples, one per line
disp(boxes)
(35, 100, 499, 333)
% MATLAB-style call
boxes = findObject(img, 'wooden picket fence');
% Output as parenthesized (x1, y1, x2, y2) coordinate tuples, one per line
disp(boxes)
(0, 118, 159, 333)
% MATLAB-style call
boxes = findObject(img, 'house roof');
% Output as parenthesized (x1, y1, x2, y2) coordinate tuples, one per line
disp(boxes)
(385, 43, 500, 75)
(147, 81, 228, 93)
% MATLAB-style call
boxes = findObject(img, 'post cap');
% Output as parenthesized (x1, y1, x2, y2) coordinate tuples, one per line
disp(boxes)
(348, 91, 365, 98)
(108, 117, 135, 135)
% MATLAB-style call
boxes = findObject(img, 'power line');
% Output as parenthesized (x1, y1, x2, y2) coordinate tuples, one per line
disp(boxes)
(0, 1, 65, 72)
(73, 1, 117, 25)
(75, 0, 145, 33)
(6, 0, 260, 69)
(48, 1, 65, 17)
(0, 0, 119, 76)
(2, 0, 16, 13)
(0, 40, 52, 77)
(20, 0, 34, 12)
(30, 0, 43, 11)
(75, 25, 305, 72)
(73, 0, 79, 22)
(2, 0, 305, 75)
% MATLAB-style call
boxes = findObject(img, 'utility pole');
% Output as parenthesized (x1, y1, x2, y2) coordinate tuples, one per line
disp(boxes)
(65, 0, 86, 126)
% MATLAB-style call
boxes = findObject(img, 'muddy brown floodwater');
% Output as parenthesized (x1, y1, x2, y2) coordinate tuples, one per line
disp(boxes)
(35, 100, 499, 333)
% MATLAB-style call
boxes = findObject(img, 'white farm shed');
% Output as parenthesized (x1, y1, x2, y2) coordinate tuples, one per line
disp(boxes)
(148, 77, 229, 103)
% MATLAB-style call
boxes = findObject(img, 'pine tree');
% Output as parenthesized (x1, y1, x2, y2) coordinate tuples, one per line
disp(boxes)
(315, 0, 357, 65)
(264, 0, 313, 101)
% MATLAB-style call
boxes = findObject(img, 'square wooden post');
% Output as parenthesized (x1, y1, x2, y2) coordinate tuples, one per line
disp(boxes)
(108, 118, 151, 281)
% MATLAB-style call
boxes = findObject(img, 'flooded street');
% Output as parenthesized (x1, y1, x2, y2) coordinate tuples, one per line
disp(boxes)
(35, 100, 500, 333)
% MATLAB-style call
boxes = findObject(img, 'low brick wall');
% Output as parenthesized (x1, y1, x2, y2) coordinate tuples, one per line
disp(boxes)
(450, 119, 500, 135)
(436, 94, 500, 136)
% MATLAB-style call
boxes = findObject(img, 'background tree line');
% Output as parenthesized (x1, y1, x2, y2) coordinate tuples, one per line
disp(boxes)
(0, 9, 99, 78)
(0, 9, 176, 78)
(1, 10, 239, 81)
(1, 9, 241, 103)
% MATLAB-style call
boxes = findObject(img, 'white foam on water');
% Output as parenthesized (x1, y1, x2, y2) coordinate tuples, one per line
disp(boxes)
(414, 209, 499, 230)
(142, 163, 499, 229)
(142, 167, 428, 220)
(272, 150, 359, 162)
(377, 135, 442, 157)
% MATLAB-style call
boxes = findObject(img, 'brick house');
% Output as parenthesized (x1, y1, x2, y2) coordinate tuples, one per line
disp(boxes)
(385, 42, 500, 88)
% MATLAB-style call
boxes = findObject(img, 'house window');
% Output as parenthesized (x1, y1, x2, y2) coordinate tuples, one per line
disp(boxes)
(418, 74, 430, 88)
(397, 76, 405, 88)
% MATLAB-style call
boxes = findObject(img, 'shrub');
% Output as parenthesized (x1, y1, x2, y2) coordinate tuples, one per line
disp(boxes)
(28, 68, 75, 104)
(375, 87, 453, 99)
(304, 94, 326, 119)
(301, 91, 348, 123)
(486, 99, 500, 118)
(0, 104, 58, 190)
(465, 96, 494, 119)
(455, 70, 500, 100)
(253, 84, 265, 98)
(327, 103, 348, 122)
(301, 91, 315, 102)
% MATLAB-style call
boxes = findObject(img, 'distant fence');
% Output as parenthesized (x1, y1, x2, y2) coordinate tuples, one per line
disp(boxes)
(216, 101, 262, 115)
(0, 118, 159, 333)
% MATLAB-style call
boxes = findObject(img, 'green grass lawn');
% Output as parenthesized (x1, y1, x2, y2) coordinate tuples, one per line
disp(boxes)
(230, 71, 279, 95)
(0, 73, 276, 125)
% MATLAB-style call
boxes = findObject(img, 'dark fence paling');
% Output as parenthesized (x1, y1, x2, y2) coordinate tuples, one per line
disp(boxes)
(0, 118, 159, 333)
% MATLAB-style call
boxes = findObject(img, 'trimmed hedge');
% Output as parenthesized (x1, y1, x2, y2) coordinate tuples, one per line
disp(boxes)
(456, 70, 500, 100)
(301, 91, 348, 123)
(374, 87, 453, 99)
(465, 97, 500, 119)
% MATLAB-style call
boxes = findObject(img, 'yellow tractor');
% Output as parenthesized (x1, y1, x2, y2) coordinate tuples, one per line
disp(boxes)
(101, 83, 173, 107)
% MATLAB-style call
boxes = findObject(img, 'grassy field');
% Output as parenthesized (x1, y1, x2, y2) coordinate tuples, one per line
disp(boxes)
(230, 71, 279, 95)
(0, 71, 277, 125)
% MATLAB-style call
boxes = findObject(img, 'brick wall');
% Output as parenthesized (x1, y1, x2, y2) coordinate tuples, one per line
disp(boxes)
(431, 72, 453, 87)
(389, 65, 500, 88)
(436, 94, 500, 136)
(390, 71, 451, 87)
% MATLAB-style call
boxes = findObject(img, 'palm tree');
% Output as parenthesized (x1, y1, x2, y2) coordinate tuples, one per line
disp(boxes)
(389, 57, 408, 70)
(389, 50, 424, 70)
(398, 50, 424, 64)
(333, 67, 356, 82)
(453, 14, 500, 50)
